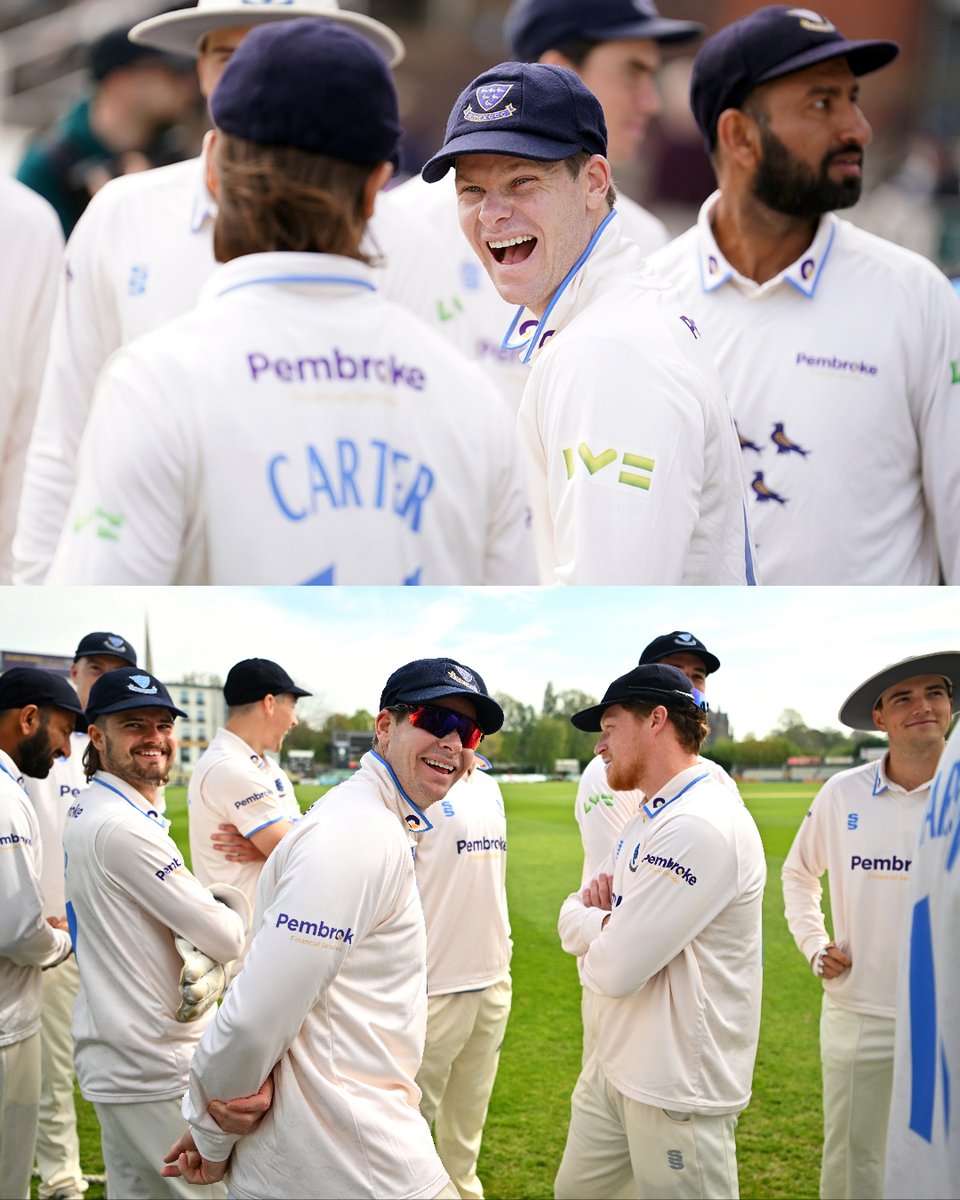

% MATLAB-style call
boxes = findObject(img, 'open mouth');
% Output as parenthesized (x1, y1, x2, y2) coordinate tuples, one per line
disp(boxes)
(423, 757, 456, 775)
(488, 235, 537, 265)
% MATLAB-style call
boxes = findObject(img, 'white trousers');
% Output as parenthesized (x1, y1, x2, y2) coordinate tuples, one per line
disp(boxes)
(0, 1031, 41, 1200)
(819, 996, 895, 1200)
(416, 977, 512, 1200)
(37, 954, 86, 1199)
(95, 1097, 228, 1200)
(554, 1055, 740, 1200)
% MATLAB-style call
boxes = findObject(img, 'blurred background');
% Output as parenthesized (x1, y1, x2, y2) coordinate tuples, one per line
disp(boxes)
(2, 0, 959, 269)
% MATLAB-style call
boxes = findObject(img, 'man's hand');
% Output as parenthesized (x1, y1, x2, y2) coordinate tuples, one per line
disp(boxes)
(161, 1129, 228, 1186)
(814, 942, 852, 980)
(46, 915, 69, 931)
(582, 873, 614, 911)
(210, 824, 262, 863)
(208, 1076, 275, 1135)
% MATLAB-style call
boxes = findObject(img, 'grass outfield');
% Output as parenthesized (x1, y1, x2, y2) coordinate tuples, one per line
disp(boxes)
(55, 780, 827, 1200)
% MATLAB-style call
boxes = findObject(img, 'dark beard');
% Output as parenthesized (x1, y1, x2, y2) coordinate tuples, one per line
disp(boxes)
(753, 124, 863, 217)
(19, 722, 55, 779)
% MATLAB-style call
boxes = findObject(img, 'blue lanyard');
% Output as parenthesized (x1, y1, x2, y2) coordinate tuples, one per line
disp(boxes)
(501, 208, 618, 365)
(92, 777, 169, 830)
(640, 770, 711, 822)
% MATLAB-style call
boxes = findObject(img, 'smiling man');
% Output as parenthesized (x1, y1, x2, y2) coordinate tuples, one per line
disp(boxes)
(647, 6, 960, 584)
(555, 663, 765, 1198)
(62, 668, 249, 1200)
(782, 651, 960, 1200)
(422, 61, 756, 585)
(163, 657, 503, 1199)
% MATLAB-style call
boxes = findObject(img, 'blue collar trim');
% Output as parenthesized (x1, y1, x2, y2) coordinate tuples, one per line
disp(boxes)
(92, 776, 169, 829)
(369, 750, 434, 833)
(501, 208, 618, 365)
(0, 760, 25, 791)
(640, 770, 710, 822)
(216, 273, 377, 299)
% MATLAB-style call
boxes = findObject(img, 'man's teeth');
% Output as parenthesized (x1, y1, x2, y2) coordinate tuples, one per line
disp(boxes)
(489, 235, 535, 249)
(424, 758, 455, 773)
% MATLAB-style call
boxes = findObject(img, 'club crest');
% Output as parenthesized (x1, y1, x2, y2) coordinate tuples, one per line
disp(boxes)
(105, 636, 126, 650)
(128, 674, 158, 695)
(448, 667, 479, 691)
(463, 83, 516, 124)
(787, 8, 835, 33)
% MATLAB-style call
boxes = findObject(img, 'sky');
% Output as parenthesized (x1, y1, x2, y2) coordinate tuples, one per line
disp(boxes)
(1, 586, 957, 739)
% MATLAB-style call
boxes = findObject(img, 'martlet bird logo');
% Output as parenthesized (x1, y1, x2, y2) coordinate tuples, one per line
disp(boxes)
(771, 423, 810, 456)
(737, 423, 763, 454)
(751, 472, 787, 505)
(127, 675, 158, 695)
(464, 84, 516, 123)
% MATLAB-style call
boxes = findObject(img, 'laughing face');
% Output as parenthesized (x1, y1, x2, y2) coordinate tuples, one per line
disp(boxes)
(455, 153, 611, 316)
(89, 707, 176, 796)
(375, 694, 476, 809)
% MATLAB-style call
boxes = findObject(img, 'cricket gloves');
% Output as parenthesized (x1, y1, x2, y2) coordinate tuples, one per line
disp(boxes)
(174, 882, 253, 1022)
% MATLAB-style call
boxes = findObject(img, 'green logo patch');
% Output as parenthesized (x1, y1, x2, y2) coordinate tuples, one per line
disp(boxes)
(563, 443, 655, 490)
(74, 507, 124, 542)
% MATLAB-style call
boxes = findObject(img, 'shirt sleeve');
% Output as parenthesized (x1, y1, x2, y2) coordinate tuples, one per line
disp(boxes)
(12, 191, 122, 584)
(200, 758, 293, 839)
(522, 332, 707, 584)
(46, 340, 200, 584)
(99, 819, 245, 963)
(781, 790, 831, 968)
(578, 813, 741, 999)
(0, 795, 72, 967)
(181, 815, 409, 1162)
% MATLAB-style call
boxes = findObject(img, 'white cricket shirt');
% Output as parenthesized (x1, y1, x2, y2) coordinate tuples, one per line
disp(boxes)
(575, 751, 741, 888)
(414, 765, 511, 995)
(12, 154, 476, 584)
(47, 250, 535, 585)
(782, 756, 930, 1018)
(389, 173, 669, 412)
(885, 723, 960, 1199)
(189, 727, 299, 911)
(0, 178, 62, 583)
(24, 731, 88, 914)
(181, 751, 448, 1200)
(647, 194, 960, 583)
(0, 749, 73, 1046)
(559, 765, 765, 1112)
(517, 214, 757, 584)
(62, 770, 245, 1102)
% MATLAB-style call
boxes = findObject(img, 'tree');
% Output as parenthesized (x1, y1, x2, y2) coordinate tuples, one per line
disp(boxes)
(542, 681, 557, 718)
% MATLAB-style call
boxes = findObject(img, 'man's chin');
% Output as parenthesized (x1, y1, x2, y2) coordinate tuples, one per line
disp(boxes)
(605, 764, 641, 792)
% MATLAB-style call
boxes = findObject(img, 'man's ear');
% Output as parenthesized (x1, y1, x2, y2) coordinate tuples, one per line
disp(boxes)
(204, 128, 220, 202)
(583, 154, 613, 212)
(715, 107, 763, 171)
(374, 708, 395, 749)
(17, 704, 41, 737)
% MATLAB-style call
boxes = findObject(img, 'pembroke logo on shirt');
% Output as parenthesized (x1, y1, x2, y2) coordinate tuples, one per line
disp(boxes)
(276, 912, 354, 947)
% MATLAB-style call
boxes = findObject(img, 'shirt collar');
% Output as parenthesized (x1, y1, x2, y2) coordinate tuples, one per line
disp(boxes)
(696, 191, 837, 299)
(362, 750, 434, 838)
(872, 754, 935, 797)
(0, 748, 25, 790)
(91, 771, 171, 830)
(191, 140, 218, 234)
(217, 726, 268, 770)
(199, 251, 379, 307)
(638, 763, 711, 823)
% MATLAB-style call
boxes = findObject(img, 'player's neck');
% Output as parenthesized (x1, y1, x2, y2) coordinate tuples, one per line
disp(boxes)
(225, 716, 269, 759)
(712, 189, 818, 285)
(884, 742, 945, 793)
(634, 751, 701, 802)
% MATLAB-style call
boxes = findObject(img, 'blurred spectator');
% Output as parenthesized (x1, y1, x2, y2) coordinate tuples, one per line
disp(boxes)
(15, 23, 197, 235)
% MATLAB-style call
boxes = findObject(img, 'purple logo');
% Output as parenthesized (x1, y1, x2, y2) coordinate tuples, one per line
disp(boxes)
(680, 315, 700, 340)
(707, 255, 718, 275)
(800, 258, 815, 280)
(476, 83, 513, 111)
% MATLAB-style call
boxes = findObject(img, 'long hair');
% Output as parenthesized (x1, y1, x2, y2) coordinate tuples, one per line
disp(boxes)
(82, 737, 102, 781)
(212, 132, 378, 264)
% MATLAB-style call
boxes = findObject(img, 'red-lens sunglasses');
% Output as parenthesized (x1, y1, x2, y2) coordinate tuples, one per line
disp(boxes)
(396, 704, 484, 750)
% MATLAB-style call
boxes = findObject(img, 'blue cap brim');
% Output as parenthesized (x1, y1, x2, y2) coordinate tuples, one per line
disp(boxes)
(579, 16, 704, 45)
(755, 38, 899, 88)
(422, 130, 585, 183)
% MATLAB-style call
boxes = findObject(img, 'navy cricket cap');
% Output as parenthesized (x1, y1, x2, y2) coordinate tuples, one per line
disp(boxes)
(571, 663, 704, 732)
(640, 631, 720, 675)
(223, 659, 312, 706)
(0, 668, 84, 717)
(380, 658, 504, 735)
(422, 61, 606, 184)
(838, 652, 960, 732)
(89, 24, 191, 83)
(505, 0, 704, 62)
(85, 669, 188, 725)
(691, 6, 899, 150)
(210, 19, 401, 166)
(74, 631, 138, 667)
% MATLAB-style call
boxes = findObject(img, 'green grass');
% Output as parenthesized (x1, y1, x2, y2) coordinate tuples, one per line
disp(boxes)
(53, 781, 826, 1199)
